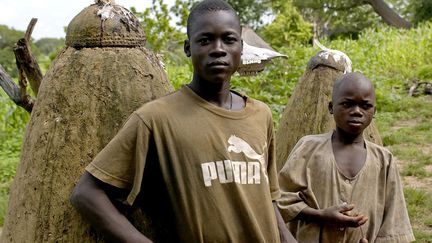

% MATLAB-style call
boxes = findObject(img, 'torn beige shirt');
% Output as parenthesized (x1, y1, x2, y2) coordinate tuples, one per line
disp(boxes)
(278, 132, 415, 243)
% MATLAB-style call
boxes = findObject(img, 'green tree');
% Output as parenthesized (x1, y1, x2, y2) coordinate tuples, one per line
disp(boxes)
(293, 0, 411, 39)
(408, 0, 432, 24)
(226, 0, 272, 28)
(260, 1, 313, 48)
(131, 0, 186, 64)
(171, 0, 272, 29)
(131, 0, 184, 53)
(35, 38, 64, 56)
(0, 25, 25, 79)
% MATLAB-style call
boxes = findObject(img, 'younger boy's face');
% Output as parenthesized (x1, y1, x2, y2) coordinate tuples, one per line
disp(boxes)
(330, 77, 376, 136)
(184, 10, 242, 84)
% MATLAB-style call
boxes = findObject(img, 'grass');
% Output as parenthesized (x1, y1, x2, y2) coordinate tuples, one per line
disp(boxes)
(404, 188, 432, 242)
(0, 154, 19, 226)
(376, 96, 432, 241)
(1, 23, 432, 241)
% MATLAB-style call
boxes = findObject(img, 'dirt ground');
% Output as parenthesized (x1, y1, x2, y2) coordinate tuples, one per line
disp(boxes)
(390, 117, 432, 194)
(394, 155, 432, 194)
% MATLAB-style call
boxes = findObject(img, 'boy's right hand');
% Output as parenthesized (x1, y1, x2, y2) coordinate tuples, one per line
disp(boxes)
(319, 203, 368, 228)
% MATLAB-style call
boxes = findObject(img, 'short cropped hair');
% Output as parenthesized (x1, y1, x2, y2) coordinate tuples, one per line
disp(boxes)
(187, 0, 240, 38)
(332, 71, 374, 102)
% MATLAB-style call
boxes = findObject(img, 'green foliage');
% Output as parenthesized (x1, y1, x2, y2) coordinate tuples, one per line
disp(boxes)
(182, 0, 272, 29)
(293, 0, 380, 38)
(408, 0, 432, 25)
(0, 93, 25, 226)
(0, 25, 24, 49)
(260, 1, 313, 48)
(416, 65, 432, 80)
(292, 0, 413, 39)
(404, 188, 432, 241)
(0, 154, 19, 226)
(0, 93, 29, 154)
(225, 0, 271, 28)
(131, 0, 185, 56)
(35, 38, 64, 56)
(1, 14, 432, 236)
(0, 25, 56, 80)
(0, 25, 25, 79)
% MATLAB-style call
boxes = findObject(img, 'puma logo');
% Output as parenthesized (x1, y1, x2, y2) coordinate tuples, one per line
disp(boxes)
(227, 135, 268, 183)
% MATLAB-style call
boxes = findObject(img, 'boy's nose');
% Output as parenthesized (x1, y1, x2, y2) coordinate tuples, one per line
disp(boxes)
(210, 40, 227, 56)
(350, 105, 363, 116)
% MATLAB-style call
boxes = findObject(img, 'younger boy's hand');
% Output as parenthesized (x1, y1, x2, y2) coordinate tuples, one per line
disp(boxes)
(320, 203, 368, 228)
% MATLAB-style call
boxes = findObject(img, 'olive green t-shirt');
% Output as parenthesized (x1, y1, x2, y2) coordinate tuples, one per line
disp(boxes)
(86, 86, 281, 243)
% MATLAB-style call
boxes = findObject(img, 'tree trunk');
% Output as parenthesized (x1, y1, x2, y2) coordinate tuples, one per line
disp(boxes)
(276, 52, 382, 171)
(367, 0, 411, 29)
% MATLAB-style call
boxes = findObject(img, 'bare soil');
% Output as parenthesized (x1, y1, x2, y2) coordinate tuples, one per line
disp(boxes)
(388, 116, 431, 189)
(389, 118, 422, 132)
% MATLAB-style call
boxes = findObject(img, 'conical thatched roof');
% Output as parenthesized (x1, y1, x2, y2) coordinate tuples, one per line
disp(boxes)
(238, 26, 286, 76)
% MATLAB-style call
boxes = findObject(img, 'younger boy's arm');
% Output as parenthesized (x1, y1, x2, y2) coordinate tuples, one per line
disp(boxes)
(70, 172, 152, 243)
(296, 203, 368, 228)
(277, 136, 367, 229)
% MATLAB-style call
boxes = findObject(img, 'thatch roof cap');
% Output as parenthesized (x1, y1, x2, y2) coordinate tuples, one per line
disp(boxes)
(238, 26, 286, 76)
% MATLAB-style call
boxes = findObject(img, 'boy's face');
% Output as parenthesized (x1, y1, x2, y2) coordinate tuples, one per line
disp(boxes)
(184, 10, 242, 84)
(329, 77, 376, 136)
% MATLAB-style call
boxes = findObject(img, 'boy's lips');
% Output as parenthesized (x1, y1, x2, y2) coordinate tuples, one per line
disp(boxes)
(348, 120, 363, 125)
(207, 61, 229, 67)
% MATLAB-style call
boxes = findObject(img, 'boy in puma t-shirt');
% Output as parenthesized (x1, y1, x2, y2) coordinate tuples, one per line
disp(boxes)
(70, 0, 295, 242)
(277, 72, 414, 242)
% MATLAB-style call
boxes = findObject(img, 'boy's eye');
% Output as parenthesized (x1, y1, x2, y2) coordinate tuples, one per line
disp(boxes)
(224, 36, 238, 44)
(361, 103, 374, 109)
(340, 101, 353, 108)
(197, 38, 210, 45)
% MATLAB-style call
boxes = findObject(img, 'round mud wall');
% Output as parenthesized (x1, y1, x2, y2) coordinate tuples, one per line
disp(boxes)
(1, 46, 173, 242)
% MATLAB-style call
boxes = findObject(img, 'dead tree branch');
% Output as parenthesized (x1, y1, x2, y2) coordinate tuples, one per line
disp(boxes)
(0, 65, 34, 112)
(408, 80, 432, 96)
(13, 18, 43, 96)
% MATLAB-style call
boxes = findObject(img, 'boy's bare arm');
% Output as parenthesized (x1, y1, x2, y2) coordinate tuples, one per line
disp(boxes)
(297, 203, 368, 228)
(70, 172, 152, 243)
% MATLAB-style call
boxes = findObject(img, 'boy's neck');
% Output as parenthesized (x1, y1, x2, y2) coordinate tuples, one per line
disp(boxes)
(332, 129, 364, 145)
(187, 78, 232, 109)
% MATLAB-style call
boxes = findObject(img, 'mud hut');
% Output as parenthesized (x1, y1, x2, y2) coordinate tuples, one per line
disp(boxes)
(275, 47, 382, 171)
(1, 1, 172, 242)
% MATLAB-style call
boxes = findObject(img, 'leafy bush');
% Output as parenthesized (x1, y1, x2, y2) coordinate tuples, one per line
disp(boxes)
(1, 21, 432, 234)
(168, 23, 432, 126)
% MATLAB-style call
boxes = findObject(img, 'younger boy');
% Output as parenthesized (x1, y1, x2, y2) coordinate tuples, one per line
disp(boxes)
(70, 0, 295, 242)
(277, 72, 414, 242)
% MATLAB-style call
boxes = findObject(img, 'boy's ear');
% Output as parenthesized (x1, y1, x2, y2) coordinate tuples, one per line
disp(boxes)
(184, 39, 191, 57)
(328, 102, 334, 114)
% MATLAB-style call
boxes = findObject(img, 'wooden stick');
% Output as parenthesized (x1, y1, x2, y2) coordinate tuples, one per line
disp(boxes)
(0, 65, 34, 112)
(13, 18, 43, 96)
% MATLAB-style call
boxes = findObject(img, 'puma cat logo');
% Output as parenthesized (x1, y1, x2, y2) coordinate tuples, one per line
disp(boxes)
(227, 135, 268, 183)
(201, 135, 269, 187)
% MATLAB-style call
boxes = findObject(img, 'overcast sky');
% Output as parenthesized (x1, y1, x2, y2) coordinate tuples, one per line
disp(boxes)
(1, 0, 174, 40)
